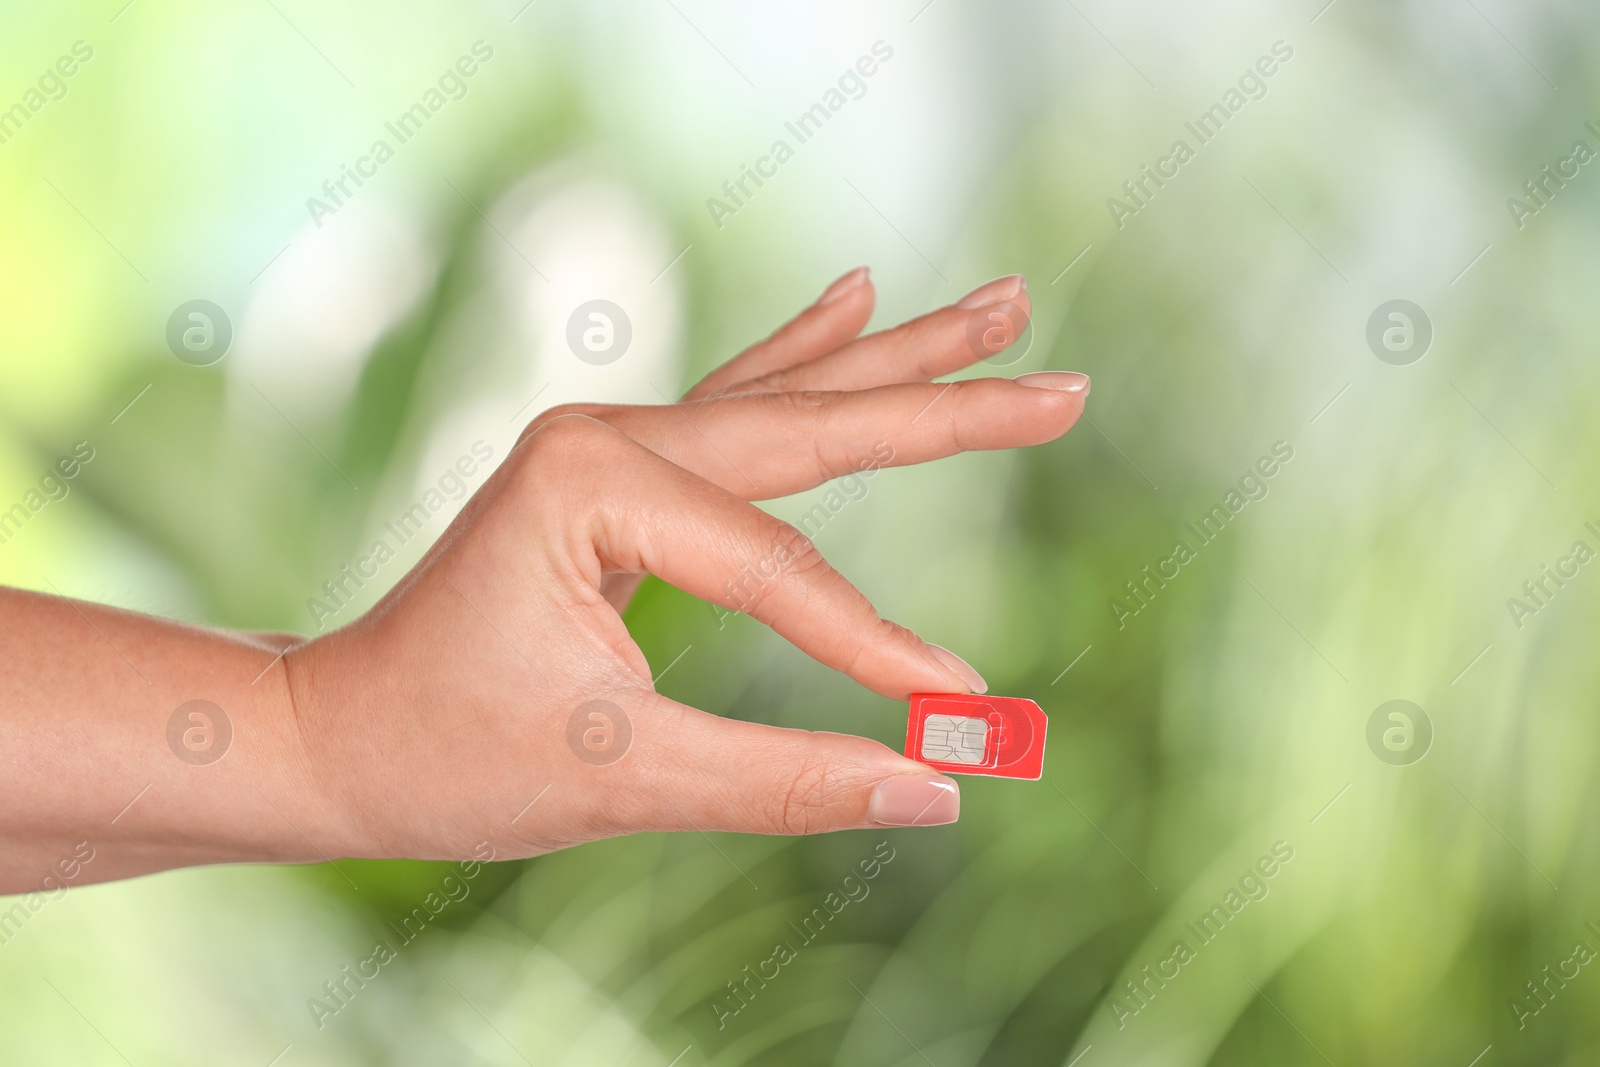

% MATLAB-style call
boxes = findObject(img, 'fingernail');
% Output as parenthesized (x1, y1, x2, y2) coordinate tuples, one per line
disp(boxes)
(956, 274, 1025, 310)
(1014, 371, 1090, 395)
(869, 774, 960, 826)
(818, 266, 869, 305)
(927, 643, 988, 694)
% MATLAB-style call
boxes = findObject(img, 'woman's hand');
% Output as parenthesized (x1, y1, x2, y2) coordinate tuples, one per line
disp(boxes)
(0, 268, 1086, 891)
(286, 268, 1089, 862)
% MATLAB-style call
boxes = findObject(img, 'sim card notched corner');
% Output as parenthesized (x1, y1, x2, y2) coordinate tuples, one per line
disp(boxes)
(904, 693, 1047, 780)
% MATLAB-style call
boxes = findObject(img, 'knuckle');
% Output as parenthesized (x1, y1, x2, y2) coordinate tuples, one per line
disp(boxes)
(841, 615, 909, 677)
(770, 522, 827, 579)
(730, 522, 828, 619)
(918, 308, 978, 373)
(776, 391, 857, 480)
(509, 412, 620, 492)
(517, 403, 608, 446)
(519, 411, 613, 456)
(746, 367, 795, 394)
(811, 442, 864, 484)
(946, 408, 974, 454)
(767, 757, 832, 835)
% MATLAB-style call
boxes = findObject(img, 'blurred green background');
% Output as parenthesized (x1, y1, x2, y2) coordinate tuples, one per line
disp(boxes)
(4, 0, 1600, 1063)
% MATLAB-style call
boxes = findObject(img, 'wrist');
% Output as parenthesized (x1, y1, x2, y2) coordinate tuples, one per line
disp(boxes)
(281, 625, 428, 863)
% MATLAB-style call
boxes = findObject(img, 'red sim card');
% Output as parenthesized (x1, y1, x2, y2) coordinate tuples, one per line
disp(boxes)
(904, 693, 1047, 780)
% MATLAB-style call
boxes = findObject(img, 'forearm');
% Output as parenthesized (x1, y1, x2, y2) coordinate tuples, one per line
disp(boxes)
(0, 586, 338, 892)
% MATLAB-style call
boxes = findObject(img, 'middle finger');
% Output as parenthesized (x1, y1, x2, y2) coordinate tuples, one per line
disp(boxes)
(527, 372, 1087, 501)
(726, 275, 1032, 396)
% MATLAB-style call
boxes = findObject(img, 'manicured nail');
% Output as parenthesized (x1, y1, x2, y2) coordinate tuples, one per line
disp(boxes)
(927, 643, 988, 694)
(818, 266, 870, 305)
(869, 774, 960, 826)
(1014, 371, 1090, 395)
(956, 274, 1025, 310)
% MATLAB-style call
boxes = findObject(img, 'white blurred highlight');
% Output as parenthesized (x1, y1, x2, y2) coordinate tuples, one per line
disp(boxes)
(229, 202, 437, 423)
(492, 173, 685, 416)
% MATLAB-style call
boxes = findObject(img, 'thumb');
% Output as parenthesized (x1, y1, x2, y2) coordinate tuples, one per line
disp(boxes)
(592, 696, 960, 836)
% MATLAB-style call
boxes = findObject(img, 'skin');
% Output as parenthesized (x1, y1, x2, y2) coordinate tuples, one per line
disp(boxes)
(0, 268, 1087, 894)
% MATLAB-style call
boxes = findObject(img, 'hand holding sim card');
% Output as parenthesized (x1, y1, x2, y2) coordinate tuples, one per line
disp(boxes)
(905, 694, 1048, 780)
